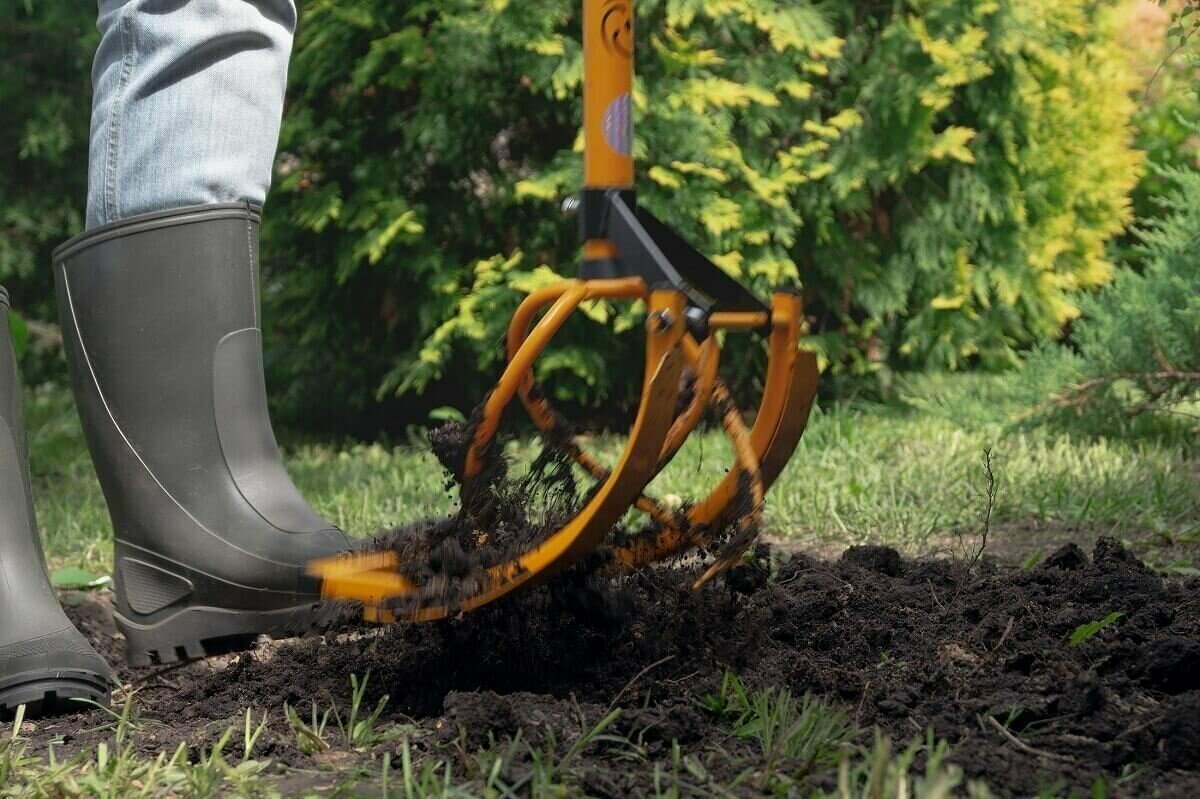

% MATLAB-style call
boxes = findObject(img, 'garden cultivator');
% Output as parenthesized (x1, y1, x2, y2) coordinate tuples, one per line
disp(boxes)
(309, 0, 819, 621)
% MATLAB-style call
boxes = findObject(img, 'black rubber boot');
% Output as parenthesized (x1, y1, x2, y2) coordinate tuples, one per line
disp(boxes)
(52, 204, 350, 667)
(0, 286, 112, 716)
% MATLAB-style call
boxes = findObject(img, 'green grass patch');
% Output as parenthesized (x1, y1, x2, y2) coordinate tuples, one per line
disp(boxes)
(2, 672, 1106, 798)
(26, 374, 1198, 575)
(0, 682, 936, 798)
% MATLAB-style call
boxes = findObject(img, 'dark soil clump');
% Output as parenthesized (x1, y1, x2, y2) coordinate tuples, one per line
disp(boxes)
(841, 543, 904, 576)
(363, 415, 610, 614)
(18, 538, 1200, 797)
(357, 395, 764, 619)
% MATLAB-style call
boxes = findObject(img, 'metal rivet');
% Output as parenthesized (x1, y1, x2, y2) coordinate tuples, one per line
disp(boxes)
(647, 309, 675, 332)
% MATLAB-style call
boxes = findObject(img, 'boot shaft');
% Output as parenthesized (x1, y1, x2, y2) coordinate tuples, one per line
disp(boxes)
(0, 287, 38, 546)
(0, 287, 60, 638)
(52, 203, 342, 595)
(0, 287, 113, 714)
(51, 205, 343, 665)
(53, 203, 331, 549)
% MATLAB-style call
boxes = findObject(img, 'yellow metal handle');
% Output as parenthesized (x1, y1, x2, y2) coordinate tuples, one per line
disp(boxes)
(583, 0, 635, 264)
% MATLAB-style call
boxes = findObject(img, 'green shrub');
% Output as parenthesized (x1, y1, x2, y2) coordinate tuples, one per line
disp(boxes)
(1114, 0, 1199, 264)
(1, 1, 1145, 430)
(1022, 165, 1200, 431)
(0, 2, 96, 380)
(265, 0, 1143, 427)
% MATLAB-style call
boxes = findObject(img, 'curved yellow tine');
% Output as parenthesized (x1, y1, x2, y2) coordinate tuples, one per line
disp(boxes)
(309, 287, 686, 620)
(759, 347, 818, 490)
(690, 380, 764, 589)
(507, 282, 707, 530)
(690, 344, 817, 586)
(612, 291, 817, 569)
(657, 335, 719, 468)
(517, 332, 716, 531)
(402, 288, 686, 620)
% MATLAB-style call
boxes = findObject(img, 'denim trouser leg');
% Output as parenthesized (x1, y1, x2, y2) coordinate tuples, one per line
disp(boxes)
(86, 0, 296, 230)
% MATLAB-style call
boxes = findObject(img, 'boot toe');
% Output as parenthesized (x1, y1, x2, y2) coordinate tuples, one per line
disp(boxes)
(0, 627, 112, 719)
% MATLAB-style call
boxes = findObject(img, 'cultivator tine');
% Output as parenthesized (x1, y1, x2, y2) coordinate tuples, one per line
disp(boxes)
(731, 292, 819, 495)
(689, 379, 765, 588)
(516, 332, 717, 531)
(658, 336, 720, 468)
(310, 0, 820, 617)
(612, 291, 818, 573)
(507, 287, 817, 580)
(758, 347, 819, 489)
(309, 286, 686, 620)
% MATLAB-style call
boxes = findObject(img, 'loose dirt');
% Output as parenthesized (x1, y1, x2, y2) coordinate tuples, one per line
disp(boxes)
(14, 538, 1200, 797)
(366, 413, 755, 617)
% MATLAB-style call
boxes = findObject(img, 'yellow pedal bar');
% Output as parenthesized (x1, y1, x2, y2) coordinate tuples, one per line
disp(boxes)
(308, 551, 415, 607)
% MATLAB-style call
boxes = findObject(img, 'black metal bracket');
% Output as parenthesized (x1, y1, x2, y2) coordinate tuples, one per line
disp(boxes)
(578, 190, 771, 333)
(579, 188, 636, 242)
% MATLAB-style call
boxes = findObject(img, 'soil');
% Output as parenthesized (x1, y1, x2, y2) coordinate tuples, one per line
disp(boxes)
(367, 412, 755, 617)
(372, 417, 604, 612)
(12, 538, 1200, 797)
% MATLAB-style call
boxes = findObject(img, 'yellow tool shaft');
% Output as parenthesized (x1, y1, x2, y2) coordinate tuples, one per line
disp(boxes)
(583, 0, 635, 264)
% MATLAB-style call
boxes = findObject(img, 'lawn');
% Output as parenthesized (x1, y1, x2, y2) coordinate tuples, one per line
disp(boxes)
(5, 374, 1198, 798)
(28, 374, 1199, 576)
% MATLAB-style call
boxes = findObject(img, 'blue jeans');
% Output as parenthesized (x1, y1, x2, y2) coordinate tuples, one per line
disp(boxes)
(87, 0, 295, 229)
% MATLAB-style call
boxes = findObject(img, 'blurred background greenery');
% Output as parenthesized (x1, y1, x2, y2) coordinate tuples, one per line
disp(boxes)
(1, 0, 1197, 438)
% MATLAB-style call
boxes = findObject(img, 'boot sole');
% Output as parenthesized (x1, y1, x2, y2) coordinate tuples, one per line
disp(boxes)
(115, 603, 323, 667)
(0, 664, 110, 719)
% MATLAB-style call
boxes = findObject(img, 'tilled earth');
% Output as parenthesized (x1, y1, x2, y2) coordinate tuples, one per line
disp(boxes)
(17, 538, 1200, 797)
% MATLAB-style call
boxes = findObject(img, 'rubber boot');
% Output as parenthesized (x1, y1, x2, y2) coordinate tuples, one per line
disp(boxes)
(52, 204, 350, 667)
(0, 287, 111, 716)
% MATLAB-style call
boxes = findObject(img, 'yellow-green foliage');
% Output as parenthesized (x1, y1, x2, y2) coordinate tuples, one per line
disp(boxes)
(23, 1, 1118, 429)
(607, 0, 1144, 374)
(259, 0, 1144, 422)
(0, 0, 1147, 426)
(0, 0, 1146, 423)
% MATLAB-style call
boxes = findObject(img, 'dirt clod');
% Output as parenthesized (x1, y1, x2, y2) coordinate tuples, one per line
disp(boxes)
(841, 544, 904, 576)
(1043, 542, 1088, 571)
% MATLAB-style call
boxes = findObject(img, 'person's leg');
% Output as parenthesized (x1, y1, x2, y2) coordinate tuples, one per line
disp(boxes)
(87, 0, 296, 228)
(51, 0, 347, 668)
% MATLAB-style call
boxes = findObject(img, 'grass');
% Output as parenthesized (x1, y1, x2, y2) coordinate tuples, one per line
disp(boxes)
(2, 699, 278, 799)
(3, 670, 1115, 798)
(11, 374, 1177, 796)
(26, 373, 1198, 575)
(700, 672, 856, 792)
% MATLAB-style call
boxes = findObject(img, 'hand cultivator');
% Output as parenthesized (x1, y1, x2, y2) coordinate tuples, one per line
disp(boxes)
(309, 0, 819, 621)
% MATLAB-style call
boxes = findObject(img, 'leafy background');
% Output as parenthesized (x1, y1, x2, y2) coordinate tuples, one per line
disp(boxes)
(1, 0, 1193, 433)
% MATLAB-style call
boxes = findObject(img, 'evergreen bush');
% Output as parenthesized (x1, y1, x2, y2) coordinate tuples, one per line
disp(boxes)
(0, 3, 95, 379)
(1022, 166, 1199, 432)
(1, 1, 1146, 429)
(1114, 0, 1199, 264)
(265, 0, 1143, 426)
